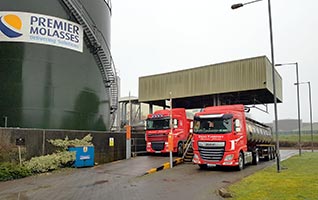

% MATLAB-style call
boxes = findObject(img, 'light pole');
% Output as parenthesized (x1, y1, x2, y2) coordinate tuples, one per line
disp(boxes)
(298, 81, 314, 152)
(231, 0, 280, 172)
(276, 62, 301, 156)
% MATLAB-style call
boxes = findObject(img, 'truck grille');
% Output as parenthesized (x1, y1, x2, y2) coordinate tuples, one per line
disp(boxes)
(198, 146, 225, 161)
(151, 142, 165, 151)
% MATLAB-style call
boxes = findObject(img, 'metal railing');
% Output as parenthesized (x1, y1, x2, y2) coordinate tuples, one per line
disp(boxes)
(104, 0, 112, 12)
(182, 133, 193, 159)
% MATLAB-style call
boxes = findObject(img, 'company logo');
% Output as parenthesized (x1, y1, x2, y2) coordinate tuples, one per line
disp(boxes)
(0, 11, 83, 52)
(0, 14, 23, 38)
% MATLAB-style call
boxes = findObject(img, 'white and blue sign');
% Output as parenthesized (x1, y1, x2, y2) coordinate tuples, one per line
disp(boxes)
(0, 11, 83, 52)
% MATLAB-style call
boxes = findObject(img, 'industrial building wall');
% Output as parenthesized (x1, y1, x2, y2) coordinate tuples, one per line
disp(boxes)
(0, 0, 112, 130)
(139, 56, 282, 103)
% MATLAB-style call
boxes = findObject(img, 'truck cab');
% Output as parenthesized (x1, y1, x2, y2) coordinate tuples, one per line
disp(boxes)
(192, 105, 248, 170)
(145, 108, 192, 156)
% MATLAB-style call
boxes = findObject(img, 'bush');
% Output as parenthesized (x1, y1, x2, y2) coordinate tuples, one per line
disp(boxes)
(48, 134, 93, 152)
(0, 134, 26, 163)
(23, 134, 92, 173)
(0, 134, 93, 181)
(24, 151, 75, 173)
(0, 162, 32, 181)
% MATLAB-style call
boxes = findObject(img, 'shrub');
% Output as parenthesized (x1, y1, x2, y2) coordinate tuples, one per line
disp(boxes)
(48, 134, 93, 152)
(24, 151, 75, 173)
(0, 134, 26, 163)
(23, 134, 92, 173)
(0, 162, 32, 181)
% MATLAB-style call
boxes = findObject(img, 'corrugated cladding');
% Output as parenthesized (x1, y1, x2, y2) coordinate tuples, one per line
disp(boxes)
(139, 56, 282, 102)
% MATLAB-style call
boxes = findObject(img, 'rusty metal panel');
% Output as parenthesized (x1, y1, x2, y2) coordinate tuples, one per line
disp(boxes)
(139, 56, 282, 103)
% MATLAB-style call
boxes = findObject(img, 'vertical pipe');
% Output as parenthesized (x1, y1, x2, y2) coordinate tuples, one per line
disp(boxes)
(138, 103, 141, 121)
(308, 82, 314, 152)
(149, 104, 153, 114)
(295, 63, 301, 156)
(18, 146, 22, 166)
(42, 129, 46, 155)
(169, 92, 173, 169)
(268, 0, 280, 172)
(126, 92, 131, 159)
(129, 94, 132, 126)
(4, 116, 8, 128)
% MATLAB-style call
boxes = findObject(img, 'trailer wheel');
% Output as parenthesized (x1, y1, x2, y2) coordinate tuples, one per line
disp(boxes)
(268, 149, 272, 160)
(264, 147, 270, 161)
(272, 148, 276, 159)
(236, 152, 244, 171)
(177, 142, 183, 157)
(252, 151, 259, 165)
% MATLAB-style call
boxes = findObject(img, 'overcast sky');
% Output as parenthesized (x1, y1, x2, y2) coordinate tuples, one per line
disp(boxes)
(111, 0, 318, 124)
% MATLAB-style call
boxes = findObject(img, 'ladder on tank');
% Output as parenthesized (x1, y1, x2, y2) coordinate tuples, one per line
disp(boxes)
(60, 0, 118, 127)
(182, 133, 194, 163)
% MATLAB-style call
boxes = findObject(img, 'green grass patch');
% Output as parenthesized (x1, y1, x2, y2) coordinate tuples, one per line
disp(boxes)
(228, 152, 318, 200)
(279, 133, 318, 143)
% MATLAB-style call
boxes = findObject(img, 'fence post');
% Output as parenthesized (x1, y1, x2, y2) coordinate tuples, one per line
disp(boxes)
(42, 129, 46, 155)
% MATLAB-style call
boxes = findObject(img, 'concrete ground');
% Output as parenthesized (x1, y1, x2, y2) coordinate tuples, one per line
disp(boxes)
(0, 150, 297, 200)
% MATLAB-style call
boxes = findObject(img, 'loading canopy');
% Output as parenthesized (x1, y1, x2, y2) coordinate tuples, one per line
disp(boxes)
(138, 56, 282, 109)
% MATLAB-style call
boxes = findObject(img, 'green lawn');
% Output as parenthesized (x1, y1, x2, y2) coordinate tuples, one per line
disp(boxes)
(228, 152, 318, 200)
(279, 133, 318, 143)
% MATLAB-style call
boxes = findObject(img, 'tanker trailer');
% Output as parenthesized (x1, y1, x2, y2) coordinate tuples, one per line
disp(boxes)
(246, 118, 276, 163)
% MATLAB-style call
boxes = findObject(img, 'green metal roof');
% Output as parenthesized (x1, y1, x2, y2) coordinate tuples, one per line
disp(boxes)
(139, 56, 282, 109)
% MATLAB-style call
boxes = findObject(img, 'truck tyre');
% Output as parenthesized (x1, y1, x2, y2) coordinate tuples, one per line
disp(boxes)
(199, 164, 208, 170)
(269, 148, 273, 160)
(252, 151, 259, 165)
(264, 147, 270, 161)
(236, 152, 244, 171)
(177, 142, 183, 157)
(272, 148, 276, 159)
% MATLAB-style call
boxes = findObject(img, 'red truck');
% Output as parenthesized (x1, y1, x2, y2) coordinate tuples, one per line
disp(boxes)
(145, 108, 192, 156)
(192, 104, 275, 170)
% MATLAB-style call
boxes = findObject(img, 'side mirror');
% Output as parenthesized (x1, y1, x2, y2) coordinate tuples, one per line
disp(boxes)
(234, 119, 241, 132)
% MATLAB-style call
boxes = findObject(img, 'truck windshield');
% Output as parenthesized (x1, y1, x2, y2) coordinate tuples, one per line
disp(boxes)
(193, 117, 232, 134)
(146, 118, 170, 130)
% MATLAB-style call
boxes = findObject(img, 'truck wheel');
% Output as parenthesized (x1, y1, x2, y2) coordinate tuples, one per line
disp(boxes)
(264, 147, 270, 161)
(269, 148, 273, 160)
(199, 164, 208, 170)
(177, 142, 183, 157)
(252, 151, 259, 165)
(236, 152, 244, 171)
(272, 148, 276, 159)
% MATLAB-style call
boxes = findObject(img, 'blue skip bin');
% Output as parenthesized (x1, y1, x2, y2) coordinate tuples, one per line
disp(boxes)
(68, 146, 94, 168)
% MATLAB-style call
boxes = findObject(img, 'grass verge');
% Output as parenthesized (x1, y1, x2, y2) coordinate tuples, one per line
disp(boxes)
(228, 152, 318, 200)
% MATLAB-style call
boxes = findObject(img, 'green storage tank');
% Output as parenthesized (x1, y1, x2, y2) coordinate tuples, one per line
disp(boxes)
(0, 0, 117, 131)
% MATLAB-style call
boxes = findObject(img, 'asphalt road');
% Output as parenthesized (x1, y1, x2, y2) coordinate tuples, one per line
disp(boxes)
(0, 150, 297, 200)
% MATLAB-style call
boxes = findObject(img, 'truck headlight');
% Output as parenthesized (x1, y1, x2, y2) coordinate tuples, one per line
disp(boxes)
(193, 153, 199, 164)
(224, 154, 234, 161)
